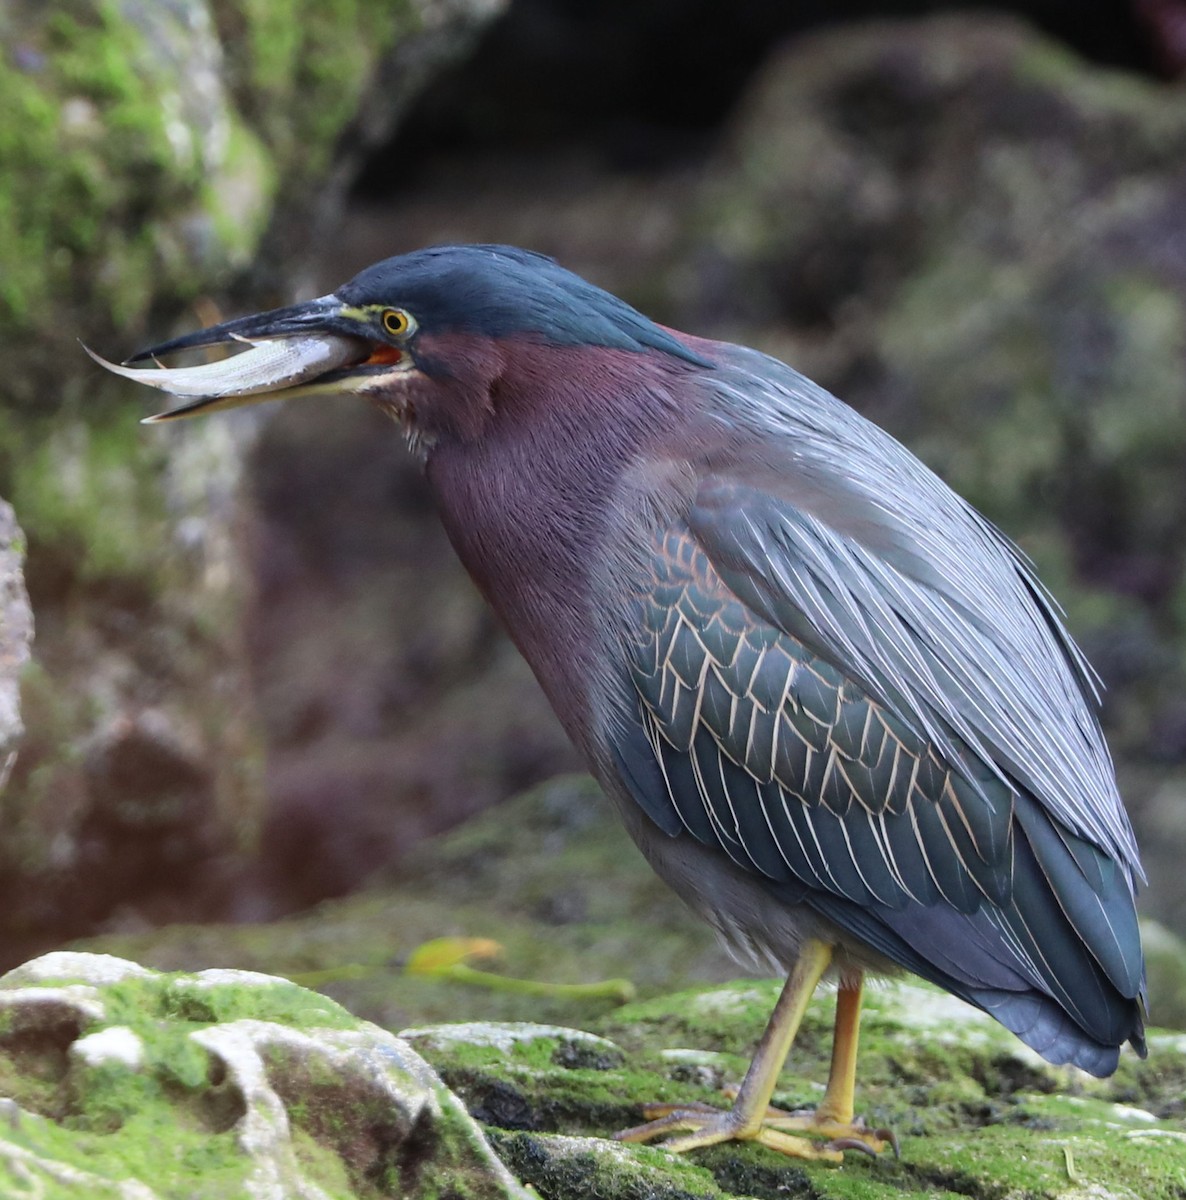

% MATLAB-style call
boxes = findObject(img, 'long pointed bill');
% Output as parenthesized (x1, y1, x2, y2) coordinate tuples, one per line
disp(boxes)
(87, 296, 373, 423)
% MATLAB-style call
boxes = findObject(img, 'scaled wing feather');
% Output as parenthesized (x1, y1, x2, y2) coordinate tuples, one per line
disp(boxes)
(693, 345, 1139, 877)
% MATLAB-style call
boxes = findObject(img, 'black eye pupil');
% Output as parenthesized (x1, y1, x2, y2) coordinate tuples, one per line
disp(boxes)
(384, 311, 405, 334)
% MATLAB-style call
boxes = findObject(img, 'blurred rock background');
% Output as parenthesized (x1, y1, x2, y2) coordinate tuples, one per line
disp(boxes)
(2, 0, 1186, 980)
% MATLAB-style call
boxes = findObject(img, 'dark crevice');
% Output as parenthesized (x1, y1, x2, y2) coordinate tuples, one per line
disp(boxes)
(355, 0, 1163, 197)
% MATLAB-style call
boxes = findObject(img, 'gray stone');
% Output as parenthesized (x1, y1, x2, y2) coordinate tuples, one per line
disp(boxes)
(0, 501, 31, 794)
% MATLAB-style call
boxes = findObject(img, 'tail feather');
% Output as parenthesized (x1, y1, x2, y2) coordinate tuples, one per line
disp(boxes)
(775, 805, 1146, 1077)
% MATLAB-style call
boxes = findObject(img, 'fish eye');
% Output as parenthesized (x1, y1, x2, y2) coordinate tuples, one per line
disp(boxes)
(382, 309, 411, 337)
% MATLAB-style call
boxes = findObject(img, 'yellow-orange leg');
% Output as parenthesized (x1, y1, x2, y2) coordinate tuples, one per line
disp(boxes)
(760, 974, 897, 1157)
(614, 947, 896, 1162)
(615, 940, 843, 1160)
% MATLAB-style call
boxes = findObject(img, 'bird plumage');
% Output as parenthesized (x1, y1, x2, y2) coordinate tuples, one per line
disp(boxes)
(104, 243, 1147, 1093)
(410, 255, 1146, 1076)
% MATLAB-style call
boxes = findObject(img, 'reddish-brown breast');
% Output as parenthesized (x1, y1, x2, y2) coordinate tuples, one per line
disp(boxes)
(422, 336, 717, 744)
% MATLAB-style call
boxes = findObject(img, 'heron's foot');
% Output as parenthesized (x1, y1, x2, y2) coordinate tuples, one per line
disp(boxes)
(760, 1107, 898, 1158)
(613, 1098, 894, 1162)
(715, 1084, 899, 1158)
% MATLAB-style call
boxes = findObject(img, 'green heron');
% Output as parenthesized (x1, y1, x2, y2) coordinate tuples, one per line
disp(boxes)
(92, 244, 1147, 1162)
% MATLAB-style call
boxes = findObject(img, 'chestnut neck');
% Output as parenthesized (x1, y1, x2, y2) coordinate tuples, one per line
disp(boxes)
(423, 339, 703, 733)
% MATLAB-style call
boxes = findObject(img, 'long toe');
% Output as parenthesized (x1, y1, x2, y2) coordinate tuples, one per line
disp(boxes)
(613, 1104, 851, 1162)
(765, 1112, 899, 1158)
(714, 1086, 897, 1160)
(613, 1104, 745, 1151)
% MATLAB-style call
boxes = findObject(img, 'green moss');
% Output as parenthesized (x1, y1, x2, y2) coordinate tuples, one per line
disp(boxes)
(916, 1120, 1184, 1200)
(490, 1130, 730, 1200)
(200, 114, 276, 264)
(0, 1044, 65, 1117)
(0, 2, 201, 331)
(288, 1126, 357, 1198)
(1016, 36, 1186, 142)
(0, 962, 400, 1197)
(224, 0, 420, 181)
(2, 1107, 250, 1199)
(600, 982, 795, 1060)
(418, 978, 1186, 1199)
(66, 782, 1186, 1194)
(38, 970, 354, 1036)
(4, 408, 169, 587)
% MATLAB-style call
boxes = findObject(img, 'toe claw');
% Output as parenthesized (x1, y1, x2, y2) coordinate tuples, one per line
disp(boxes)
(824, 1123, 898, 1161)
(828, 1136, 879, 1159)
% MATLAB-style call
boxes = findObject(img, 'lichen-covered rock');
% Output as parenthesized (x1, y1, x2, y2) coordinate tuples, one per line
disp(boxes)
(0, 950, 531, 1198)
(0, 500, 32, 793)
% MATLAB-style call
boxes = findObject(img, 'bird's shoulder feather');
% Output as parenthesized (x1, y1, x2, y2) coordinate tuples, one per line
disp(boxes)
(681, 345, 1140, 875)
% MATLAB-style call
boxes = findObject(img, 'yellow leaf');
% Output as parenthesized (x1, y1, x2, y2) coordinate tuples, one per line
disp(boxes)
(406, 937, 503, 977)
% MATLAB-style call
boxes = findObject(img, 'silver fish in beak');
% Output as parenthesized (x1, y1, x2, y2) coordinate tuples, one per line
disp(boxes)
(88, 295, 374, 422)
(84, 336, 362, 422)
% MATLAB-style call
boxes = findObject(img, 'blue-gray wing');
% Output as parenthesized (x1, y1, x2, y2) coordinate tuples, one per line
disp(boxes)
(693, 344, 1142, 878)
(612, 520, 1145, 1075)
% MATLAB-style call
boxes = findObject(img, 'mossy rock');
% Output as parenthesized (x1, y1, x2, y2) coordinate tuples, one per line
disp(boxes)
(0, 0, 506, 965)
(0, 950, 531, 1198)
(407, 980, 1186, 1199)
(0, 1, 273, 393)
(0, 0, 500, 369)
(71, 777, 1186, 1190)
(67, 778, 1186, 1194)
(14, 955, 1180, 1197)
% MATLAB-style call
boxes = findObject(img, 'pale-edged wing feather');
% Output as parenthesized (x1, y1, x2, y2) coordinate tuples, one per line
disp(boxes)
(692, 345, 1140, 877)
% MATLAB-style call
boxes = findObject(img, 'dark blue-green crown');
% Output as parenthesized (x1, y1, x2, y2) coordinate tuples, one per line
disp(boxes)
(337, 244, 710, 366)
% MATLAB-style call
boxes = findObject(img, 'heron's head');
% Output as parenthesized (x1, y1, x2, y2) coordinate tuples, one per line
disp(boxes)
(92, 244, 708, 449)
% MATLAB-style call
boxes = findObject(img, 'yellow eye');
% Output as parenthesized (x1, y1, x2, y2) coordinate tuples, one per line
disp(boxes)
(382, 308, 410, 337)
